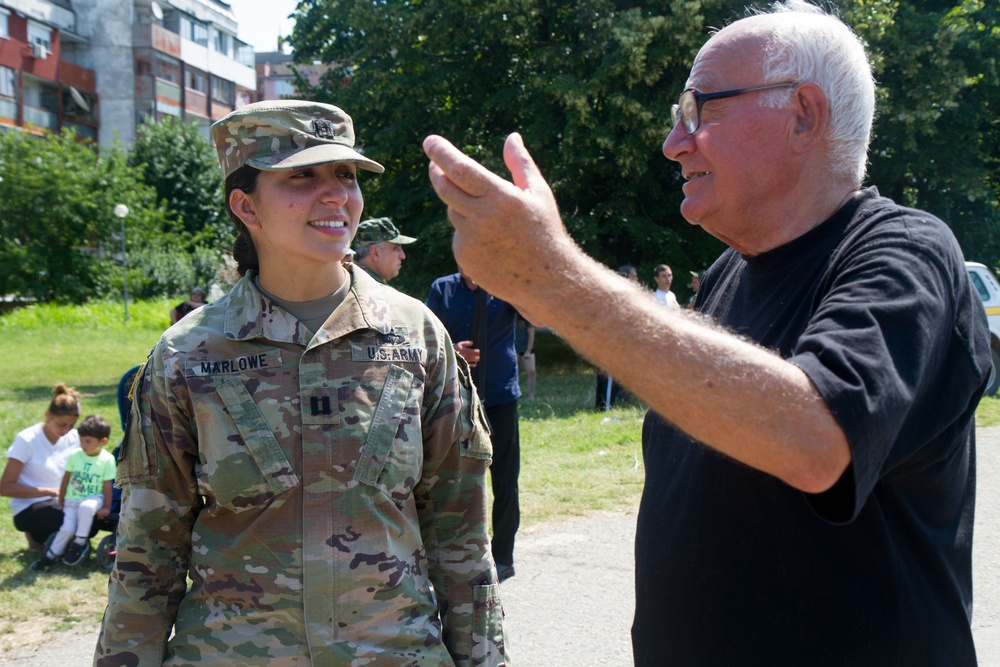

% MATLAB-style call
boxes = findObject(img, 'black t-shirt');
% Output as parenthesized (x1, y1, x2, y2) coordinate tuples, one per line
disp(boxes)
(633, 188, 989, 666)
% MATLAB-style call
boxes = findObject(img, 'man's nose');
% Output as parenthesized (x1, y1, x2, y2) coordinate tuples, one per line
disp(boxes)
(662, 123, 692, 162)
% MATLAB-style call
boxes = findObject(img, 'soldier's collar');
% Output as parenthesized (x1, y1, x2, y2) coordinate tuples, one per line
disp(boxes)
(338, 264, 393, 336)
(223, 268, 394, 344)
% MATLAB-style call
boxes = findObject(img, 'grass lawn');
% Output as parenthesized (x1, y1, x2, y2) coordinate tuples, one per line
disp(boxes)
(0, 299, 174, 652)
(0, 302, 644, 653)
(976, 392, 1000, 428)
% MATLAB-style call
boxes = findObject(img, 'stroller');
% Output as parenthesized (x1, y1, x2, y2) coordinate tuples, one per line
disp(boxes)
(43, 365, 139, 569)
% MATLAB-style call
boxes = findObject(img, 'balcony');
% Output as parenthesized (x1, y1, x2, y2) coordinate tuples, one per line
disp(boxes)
(23, 104, 57, 131)
(64, 122, 97, 140)
(0, 98, 16, 124)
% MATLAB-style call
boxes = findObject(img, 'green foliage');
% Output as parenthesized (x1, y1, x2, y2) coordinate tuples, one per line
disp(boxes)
(127, 244, 224, 300)
(290, 0, 1000, 292)
(0, 129, 170, 303)
(290, 0, 731, 297)
(125, 118, 231, 298)
(0, 119, 231, 304)
(0, 297, 173, 331)
(856, 0, 1000, 268)
(128, 116, 229, 250)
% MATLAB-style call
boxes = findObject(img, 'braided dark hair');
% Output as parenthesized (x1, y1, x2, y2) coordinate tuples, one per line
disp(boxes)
(225, 165, 261, 276)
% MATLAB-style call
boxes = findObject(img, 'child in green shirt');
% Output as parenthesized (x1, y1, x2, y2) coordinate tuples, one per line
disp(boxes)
(31, 415, 115, 570)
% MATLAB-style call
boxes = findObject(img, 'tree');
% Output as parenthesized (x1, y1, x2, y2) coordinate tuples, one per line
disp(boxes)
(0, 129, 170, 303)
(849, 0, 1000, 267)
(290, 0, 733, 297)
(128, 116, 229, 251)
(290, 0, 1000, 293)
(0, 119, 232, 304)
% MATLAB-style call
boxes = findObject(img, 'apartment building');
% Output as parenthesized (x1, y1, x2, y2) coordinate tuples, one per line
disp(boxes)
(256, 50, 333, 102)
(0, 0, 99, 140)
(0, 0, 255, 147)
(128, 0, 255, 139)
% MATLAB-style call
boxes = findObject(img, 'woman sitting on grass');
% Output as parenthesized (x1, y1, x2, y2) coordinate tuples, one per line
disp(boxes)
(1, 383, 81, 553)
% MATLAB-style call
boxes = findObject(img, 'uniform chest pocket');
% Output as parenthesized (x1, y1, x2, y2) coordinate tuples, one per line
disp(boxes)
(195, 378, 300, 514)
(353, 364, 421, 507)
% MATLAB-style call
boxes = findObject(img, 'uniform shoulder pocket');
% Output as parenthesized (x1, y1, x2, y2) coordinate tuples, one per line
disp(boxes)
(116, 361, 156, 486)
(457, 360, 493, 462)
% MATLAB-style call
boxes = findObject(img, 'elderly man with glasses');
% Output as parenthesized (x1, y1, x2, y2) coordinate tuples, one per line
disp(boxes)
(421, 1, 989, 664)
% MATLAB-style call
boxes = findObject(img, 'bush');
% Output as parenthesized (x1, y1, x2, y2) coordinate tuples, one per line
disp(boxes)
(91, 244, 228, 301)
(0, 129, 171, 303)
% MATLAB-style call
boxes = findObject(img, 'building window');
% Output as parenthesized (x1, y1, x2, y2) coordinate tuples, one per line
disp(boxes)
(213, 31, 231, 57)
(27, 21, 52, 52)
(179, 14, 208, 46)
(274, 79, 295, 97)
(22, 75, 58, 130)
(211, 76, 234, 105)
(0, 64, 16, 121)
(155, 53, 181, 84)
(192, 22, 208, 46)
(0, 8, 9, 40)
(63, 87, 95, 122)
(235, 41, 255, 68)
(0, 66, 16, 98)
(185, 68, 208, 94)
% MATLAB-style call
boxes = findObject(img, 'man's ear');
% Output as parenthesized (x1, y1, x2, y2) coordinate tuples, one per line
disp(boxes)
(228, 189, 261, 229)
(789, 82, 829, 153)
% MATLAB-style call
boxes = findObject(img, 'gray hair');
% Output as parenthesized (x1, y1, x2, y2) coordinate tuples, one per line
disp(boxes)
(747, 1, 876, 185)
(353, 243, 374, 261)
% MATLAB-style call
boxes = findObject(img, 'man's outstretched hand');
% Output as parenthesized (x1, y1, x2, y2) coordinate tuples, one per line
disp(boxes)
(423, 132, 572, 314)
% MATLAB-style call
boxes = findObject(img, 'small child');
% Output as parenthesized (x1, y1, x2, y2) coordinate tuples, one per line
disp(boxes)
(31, 415, 115, 570)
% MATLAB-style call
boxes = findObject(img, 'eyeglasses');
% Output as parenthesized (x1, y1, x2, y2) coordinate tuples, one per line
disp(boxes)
(670, 82, 800, 134)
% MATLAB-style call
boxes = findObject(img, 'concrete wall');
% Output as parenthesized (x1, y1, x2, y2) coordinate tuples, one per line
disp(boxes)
(69, 0, 136, 147)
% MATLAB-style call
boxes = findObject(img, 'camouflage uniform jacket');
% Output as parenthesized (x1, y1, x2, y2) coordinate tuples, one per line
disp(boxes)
(95, 266, 509, 666)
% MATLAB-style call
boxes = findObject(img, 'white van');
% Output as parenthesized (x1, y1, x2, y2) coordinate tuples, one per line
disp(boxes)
(966, 261, 1000, 396)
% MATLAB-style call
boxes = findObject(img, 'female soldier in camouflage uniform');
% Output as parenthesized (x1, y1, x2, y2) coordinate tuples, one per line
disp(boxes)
(95, 101, 508, 666)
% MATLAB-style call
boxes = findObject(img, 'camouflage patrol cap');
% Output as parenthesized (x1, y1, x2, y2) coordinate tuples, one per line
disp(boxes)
(210, 100, 384, 180)
(354, 217, 417, 247)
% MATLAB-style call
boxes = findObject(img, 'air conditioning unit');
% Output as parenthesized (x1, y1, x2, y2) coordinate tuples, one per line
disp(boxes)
(32, 43, 48, 59)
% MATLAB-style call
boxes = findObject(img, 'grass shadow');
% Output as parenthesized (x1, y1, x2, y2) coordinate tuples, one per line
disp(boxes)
(0, 548, 109, 593)
(7, 384, 119, 404)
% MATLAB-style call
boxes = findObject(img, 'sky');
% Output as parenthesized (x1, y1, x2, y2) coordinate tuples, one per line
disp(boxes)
(229, 0, 299, 53)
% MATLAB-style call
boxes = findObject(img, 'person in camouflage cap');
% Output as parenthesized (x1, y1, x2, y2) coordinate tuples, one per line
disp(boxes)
(95, 100, 510, 666)
(354, 217, 417, 284)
